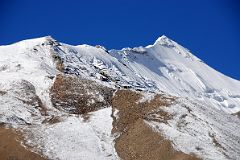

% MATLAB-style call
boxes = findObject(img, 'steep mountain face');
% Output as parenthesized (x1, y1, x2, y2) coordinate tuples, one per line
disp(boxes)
(0, 36, 240, 160)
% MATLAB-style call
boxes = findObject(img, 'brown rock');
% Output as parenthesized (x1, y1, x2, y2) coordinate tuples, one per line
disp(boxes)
(112, 90, 200, 160)
(0, 127, 46, 160)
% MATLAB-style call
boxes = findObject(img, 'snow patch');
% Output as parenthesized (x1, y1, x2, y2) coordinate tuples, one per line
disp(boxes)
(25, 108, 119, 160)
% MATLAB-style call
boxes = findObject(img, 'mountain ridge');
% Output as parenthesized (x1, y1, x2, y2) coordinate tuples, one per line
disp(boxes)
(0, 36, 240, 160)
(1, 35, 240, 114)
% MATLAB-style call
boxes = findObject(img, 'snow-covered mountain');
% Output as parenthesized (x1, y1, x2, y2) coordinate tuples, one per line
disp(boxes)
(0, 36, 239, 160)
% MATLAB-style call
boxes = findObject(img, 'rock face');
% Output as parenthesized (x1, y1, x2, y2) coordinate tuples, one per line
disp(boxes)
(112, 90, 199, 160)
(50, 74, 114, 114)
(0, 36, 240, 160)
(0, 127, 46, 160)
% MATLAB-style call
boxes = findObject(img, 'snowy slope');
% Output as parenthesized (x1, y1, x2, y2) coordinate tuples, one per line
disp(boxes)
(0, 37, 119, 159)
(0, 37, 59, 127)
(1, 35, 239, 114)
(0, 36, 240, 160)
(48, 35, 240, 113)
(110, 36, 240, 113)
(24, 108, 118, 160)
(0, 37, 57, 108)
(147, 97, 240, 160)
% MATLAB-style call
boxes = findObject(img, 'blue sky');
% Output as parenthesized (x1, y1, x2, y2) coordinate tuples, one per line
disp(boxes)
(1, 0, 239, 79)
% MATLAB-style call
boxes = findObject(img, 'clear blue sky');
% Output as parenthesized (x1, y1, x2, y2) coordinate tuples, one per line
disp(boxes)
(1, 0, 239, 80)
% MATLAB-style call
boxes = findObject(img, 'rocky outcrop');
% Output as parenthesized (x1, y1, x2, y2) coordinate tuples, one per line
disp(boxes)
(0, 127, 46, 160)
(50, 74, 114, 114)
(112, 90, 200, 160)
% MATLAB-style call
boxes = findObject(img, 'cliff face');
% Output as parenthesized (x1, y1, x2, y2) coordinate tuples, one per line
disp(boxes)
(0, 36, 240, 160)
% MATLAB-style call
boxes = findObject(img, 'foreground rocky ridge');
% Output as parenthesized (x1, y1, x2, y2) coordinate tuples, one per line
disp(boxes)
(0, 36, 240, 160)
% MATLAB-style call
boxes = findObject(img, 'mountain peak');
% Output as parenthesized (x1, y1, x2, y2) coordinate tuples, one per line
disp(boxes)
(19, 35, 54, 43)
(12, 36, 59, 49)
(153, 35, 175, 47)
(158, 35, 169, 40)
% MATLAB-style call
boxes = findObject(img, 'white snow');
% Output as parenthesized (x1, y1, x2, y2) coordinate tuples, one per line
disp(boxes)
(138, 92, 156, 103)
(0, 94, 36, 126)
(0, 36, 57, 109)
(24, 108, 118, 160)
(109, 36, 240, 113)
(146, 98, 240, 160)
